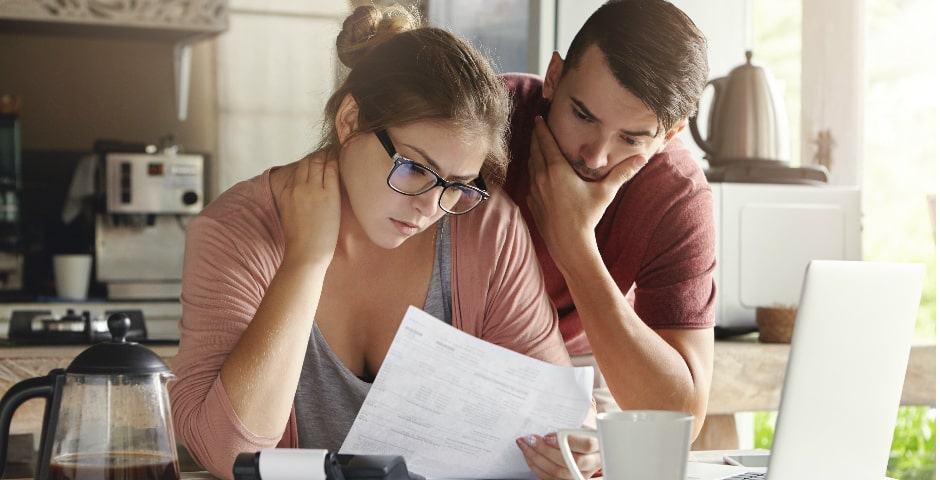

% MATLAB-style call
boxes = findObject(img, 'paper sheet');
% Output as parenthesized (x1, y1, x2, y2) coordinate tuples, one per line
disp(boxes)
(339, 306, 594, 479)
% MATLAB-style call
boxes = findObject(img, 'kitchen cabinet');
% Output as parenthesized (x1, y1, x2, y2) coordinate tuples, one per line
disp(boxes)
(0, 0, 227, 37)
(0, 0, 229, 121)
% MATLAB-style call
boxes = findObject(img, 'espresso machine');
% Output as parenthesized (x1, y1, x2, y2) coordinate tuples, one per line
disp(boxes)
(94, 142, 204, 300)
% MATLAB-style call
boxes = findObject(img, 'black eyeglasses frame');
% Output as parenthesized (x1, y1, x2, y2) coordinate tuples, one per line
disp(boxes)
(374, 129, 489, 215)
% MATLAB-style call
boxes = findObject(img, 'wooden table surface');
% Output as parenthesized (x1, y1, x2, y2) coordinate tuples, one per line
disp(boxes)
(4, 338, 933, 412)
(707, 336, 935, 414)
(2, 338, 935, 451)
(0, 449, 770, 480)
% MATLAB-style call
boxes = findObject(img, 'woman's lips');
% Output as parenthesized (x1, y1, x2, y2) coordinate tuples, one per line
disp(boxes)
(392, 218, 420, 236)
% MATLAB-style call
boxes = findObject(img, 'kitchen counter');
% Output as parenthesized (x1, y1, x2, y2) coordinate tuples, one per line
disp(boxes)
(706, 334, 935, 413)
(2, 328, 934, 451)
(692, 334, 935, 450)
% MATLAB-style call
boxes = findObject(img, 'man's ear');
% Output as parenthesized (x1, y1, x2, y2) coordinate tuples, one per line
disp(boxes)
(335, 93, 360, 144)
(663, 120, 687, 144)
(542, 52, 565, 101)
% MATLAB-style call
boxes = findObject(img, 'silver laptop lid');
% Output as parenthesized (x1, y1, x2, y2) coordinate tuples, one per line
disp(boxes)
(767, 260, 925, 479)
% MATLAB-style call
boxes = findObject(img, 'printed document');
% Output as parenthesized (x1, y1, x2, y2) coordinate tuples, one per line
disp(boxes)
(339, 306, 594, 479)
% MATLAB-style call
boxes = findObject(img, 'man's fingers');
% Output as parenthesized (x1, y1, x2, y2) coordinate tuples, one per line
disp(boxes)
(604, 153, 648, 189)
(531, 116, 562, 169)
(528, 120, 546, 175)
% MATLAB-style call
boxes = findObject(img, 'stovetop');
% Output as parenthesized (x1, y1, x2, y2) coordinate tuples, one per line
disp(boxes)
(4, 308, 177, 346)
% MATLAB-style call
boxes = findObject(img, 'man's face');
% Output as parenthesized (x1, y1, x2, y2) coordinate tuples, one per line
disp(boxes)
(542, 44, 683, 181)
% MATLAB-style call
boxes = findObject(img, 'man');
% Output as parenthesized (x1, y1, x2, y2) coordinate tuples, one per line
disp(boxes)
(509, 1, 715, 476)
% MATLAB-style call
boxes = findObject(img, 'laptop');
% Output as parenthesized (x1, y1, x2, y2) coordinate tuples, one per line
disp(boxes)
(692, 260, 926, 480)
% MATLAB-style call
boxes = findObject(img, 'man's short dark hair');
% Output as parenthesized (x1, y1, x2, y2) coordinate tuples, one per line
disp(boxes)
(563, 0, 709, 133)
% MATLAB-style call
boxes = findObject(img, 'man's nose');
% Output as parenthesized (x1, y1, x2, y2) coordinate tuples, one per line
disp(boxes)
(580, 138, 611, 170)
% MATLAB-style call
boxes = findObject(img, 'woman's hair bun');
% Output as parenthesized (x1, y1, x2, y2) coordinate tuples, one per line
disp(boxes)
(336, 4, 422, 70)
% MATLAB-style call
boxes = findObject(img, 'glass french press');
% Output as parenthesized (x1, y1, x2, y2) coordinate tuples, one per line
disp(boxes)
(0, 313, 180, 479)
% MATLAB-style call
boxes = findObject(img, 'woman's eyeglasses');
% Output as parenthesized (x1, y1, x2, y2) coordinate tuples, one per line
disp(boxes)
(375, 129, 489, 215)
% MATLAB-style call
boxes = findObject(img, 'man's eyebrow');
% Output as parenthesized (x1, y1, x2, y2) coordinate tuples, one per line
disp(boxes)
(571, 96, 658, 138)
(400, 142, 479, 182)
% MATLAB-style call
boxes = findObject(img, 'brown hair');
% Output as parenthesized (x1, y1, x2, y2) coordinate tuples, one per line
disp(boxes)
(320, 5, 510, 186)
(563, 0, 709, 134)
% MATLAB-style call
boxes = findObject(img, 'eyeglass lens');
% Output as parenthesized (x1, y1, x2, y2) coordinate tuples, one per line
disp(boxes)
(388, 162, 482, 214)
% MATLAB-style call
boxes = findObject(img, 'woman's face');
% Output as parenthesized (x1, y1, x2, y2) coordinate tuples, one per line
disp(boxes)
(339, 121, 489, 249)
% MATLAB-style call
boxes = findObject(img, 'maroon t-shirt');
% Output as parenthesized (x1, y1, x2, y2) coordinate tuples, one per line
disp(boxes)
(501, 73, 717, 355)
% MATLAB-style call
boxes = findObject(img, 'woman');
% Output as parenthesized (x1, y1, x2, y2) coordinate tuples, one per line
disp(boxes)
(169, 5, 598, 480)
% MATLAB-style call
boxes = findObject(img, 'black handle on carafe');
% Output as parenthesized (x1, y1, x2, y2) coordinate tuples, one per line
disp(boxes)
(0, 370, 62, 479)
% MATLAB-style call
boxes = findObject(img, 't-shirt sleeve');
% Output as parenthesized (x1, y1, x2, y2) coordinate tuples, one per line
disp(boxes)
(632, 184, 717, 329)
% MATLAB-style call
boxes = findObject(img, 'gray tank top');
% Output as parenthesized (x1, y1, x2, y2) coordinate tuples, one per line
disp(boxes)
(294, 218, 452, 450)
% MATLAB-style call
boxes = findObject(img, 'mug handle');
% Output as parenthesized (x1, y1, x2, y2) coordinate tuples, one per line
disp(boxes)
(557, 429, 598, 480)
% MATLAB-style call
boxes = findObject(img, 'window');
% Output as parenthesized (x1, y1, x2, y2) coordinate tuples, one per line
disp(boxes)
(751, 1, 936, 477)
(752, 0, 936, 339)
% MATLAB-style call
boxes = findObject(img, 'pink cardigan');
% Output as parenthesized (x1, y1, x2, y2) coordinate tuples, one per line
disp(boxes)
(169, 168, 571, 478)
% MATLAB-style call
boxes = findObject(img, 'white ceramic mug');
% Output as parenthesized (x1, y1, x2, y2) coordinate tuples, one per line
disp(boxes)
(53, 254, 93, 300)
(558, 410, 694, 480)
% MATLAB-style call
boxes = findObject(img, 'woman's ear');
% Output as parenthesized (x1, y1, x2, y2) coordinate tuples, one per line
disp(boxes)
(335, 94, 360, 144)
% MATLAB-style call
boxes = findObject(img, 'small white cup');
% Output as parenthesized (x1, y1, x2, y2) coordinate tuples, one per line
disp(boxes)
(558, 410, 694, 480)
(53, 254, 93, 300)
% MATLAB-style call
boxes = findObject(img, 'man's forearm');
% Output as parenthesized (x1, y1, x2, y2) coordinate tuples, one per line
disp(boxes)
(553, 244, 712, 437)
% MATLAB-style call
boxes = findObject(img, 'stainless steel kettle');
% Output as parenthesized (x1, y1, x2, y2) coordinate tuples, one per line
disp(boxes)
(0, 313, 180, 480)
(690, 50, 790, 166)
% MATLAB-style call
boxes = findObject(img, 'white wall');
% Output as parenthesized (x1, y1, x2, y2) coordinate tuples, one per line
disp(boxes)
(213, 0, 348, 197)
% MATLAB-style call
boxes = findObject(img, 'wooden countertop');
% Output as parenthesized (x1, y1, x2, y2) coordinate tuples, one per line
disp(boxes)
(707, 335, 935, 413)
(1, 339, 934, 411)
(1, 450, 776, 480)
(1, 338, 934, 436)
(0, 343, 179, 360)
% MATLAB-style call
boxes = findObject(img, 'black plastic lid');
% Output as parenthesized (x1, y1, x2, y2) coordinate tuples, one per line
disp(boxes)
(66, 313, 171, 375)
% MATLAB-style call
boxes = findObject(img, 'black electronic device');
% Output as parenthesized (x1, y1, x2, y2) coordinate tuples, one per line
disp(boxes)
(232, 450, 424, 480)
(338, 454, 423, 480)
(233, 450, 345, 480)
